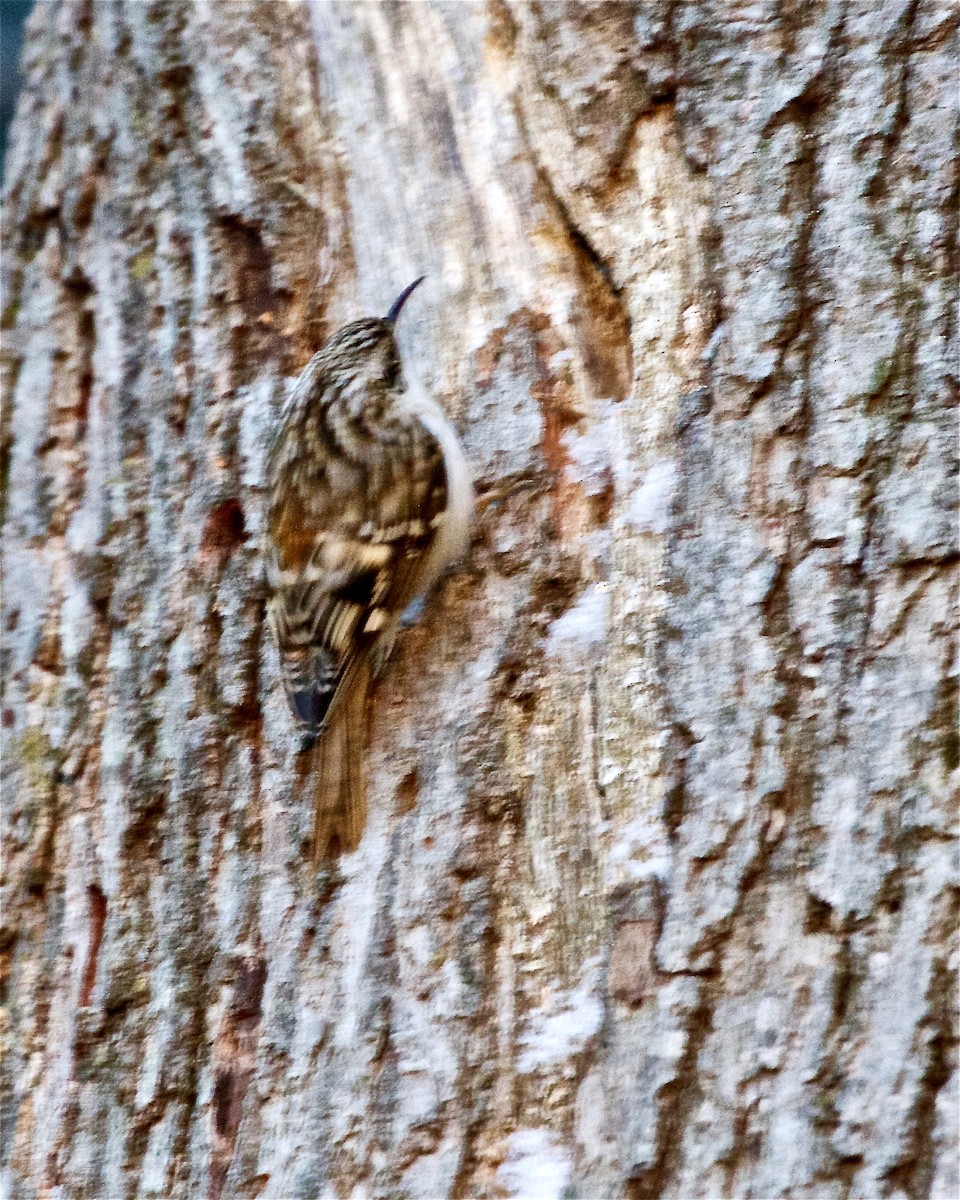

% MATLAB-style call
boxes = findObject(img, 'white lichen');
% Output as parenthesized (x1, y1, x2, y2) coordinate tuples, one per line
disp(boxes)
(497, 1129, 573, 1200)
(546, 584, 610, 662)
(626, 459, 677, 534)
(517, 960, 604, 1072)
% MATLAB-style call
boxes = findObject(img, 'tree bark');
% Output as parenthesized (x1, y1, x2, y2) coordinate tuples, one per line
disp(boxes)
(2, 2, 956, 1198)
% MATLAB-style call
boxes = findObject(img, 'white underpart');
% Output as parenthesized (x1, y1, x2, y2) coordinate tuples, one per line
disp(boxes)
(401, 379, 474, 597)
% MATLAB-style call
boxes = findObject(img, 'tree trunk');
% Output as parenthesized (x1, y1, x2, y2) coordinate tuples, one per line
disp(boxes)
(2, 2, 956, 1198)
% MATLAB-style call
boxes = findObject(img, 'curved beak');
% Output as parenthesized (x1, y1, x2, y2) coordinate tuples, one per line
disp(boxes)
(385, 276, 426, 325)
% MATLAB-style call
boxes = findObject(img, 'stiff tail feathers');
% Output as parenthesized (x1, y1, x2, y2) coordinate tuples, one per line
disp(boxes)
(310, 657, 371, 861)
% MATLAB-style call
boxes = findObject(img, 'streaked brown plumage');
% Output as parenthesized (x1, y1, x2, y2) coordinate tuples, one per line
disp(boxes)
(263, 279, 472, 859)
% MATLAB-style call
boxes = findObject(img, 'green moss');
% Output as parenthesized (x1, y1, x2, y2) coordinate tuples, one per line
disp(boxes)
(104, 963, 151, 1016)
(9, 729, 60, 894)
(129, 251, 154, 282)
(15, 728, 58, 791)
(868, 356, 893, 396)
(129, 101, 150, 135)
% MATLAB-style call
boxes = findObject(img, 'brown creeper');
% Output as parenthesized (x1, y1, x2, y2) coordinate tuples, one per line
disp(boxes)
(263, 278, 473, 858)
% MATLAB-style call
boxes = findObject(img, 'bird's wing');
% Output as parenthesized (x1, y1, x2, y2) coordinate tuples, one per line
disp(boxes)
(265, 408, 448, 735)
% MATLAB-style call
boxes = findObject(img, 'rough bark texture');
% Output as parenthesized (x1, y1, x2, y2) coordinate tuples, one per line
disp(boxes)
(2, 2, 957, 1198)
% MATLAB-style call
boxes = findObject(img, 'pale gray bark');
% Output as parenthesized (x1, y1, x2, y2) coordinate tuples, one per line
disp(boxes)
(1, 2, 956, 1199)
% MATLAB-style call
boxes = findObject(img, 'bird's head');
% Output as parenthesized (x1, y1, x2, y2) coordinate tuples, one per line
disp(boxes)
(320, 277, 425, 392)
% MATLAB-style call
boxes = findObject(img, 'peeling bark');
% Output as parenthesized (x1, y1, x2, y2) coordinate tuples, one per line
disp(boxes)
(1, 2, 956, 1198)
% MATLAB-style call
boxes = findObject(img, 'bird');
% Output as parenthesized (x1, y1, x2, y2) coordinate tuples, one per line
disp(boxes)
(263, 278, 473, 859)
